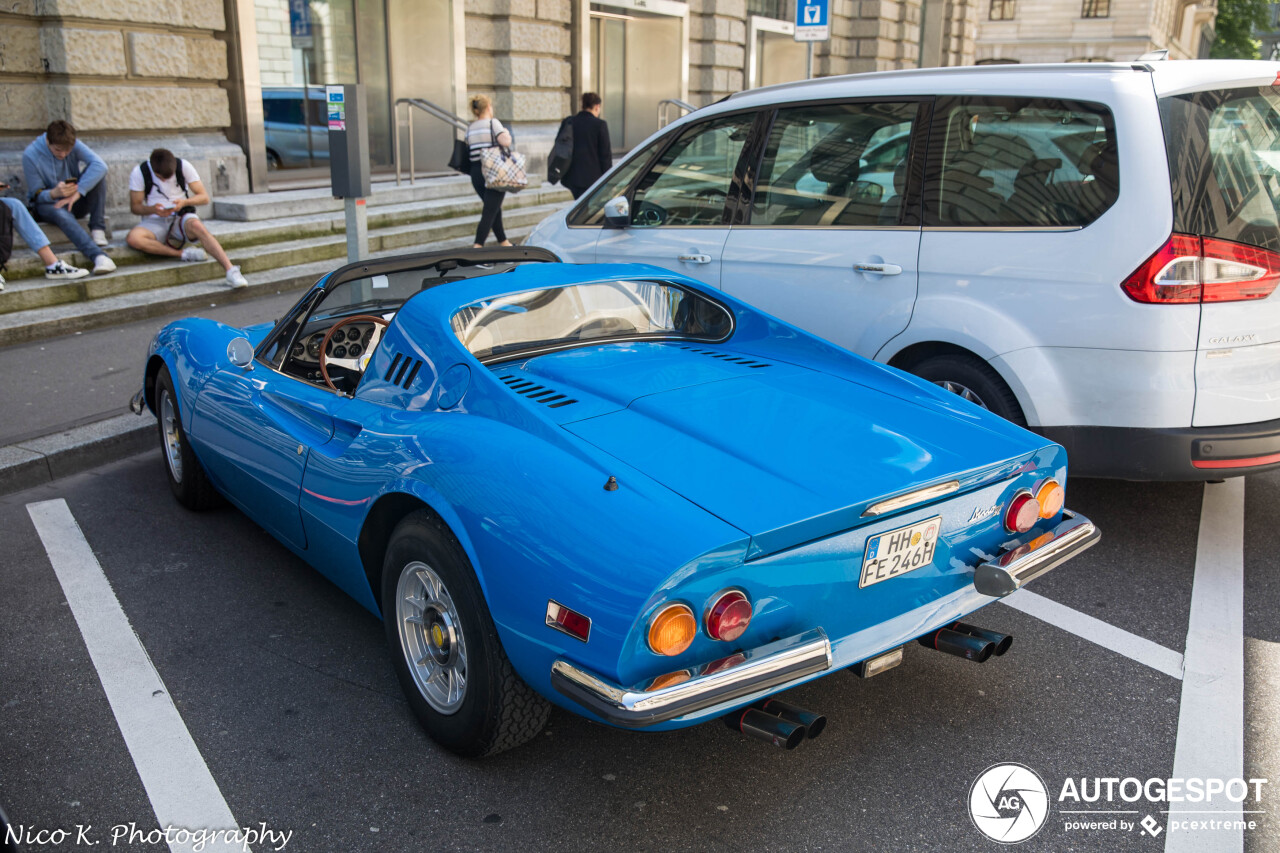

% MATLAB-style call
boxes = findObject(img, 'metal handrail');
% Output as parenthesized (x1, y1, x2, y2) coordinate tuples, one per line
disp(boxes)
(395, 97, 469, 186)
(657, 98, 697, 129)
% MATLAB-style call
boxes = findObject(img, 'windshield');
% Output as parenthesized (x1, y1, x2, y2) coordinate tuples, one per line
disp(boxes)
(451, 280, 734, 361)
(1162, 87, 1280, 251)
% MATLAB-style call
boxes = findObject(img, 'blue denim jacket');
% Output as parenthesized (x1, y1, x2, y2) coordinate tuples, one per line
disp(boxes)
(22, 134, 108, 204)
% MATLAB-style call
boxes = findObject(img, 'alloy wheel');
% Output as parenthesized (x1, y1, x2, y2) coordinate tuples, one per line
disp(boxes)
(396, 560, 468, 714)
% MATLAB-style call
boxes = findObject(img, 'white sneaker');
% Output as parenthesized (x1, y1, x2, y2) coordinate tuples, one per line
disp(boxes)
(45, 260, 90, 280)
(92, 254, 116, 274)
(91, 228, 109, 247)
(181, 246, 208, 263)
(0, 272, 5, 291)
(225, 265, 248, 288)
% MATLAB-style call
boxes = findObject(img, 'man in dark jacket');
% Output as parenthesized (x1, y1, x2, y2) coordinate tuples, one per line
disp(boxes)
(561, 92, 613, 200)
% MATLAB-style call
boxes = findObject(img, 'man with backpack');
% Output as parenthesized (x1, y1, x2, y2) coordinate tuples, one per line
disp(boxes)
(125, 148, 247, 288)
(556, 93, 613, 200)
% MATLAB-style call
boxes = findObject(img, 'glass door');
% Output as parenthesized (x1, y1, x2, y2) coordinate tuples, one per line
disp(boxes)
(255, 0, 393, 184)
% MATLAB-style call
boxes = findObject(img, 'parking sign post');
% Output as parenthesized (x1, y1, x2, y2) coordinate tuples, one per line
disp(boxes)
(327, 82, 371, 263)
(794, 0, 829, 79)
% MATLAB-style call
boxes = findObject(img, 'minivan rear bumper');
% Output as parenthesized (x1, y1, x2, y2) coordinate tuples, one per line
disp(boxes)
(1039, 418, 1280, 480)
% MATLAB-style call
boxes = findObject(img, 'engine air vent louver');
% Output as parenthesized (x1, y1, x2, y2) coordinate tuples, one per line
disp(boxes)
(383, 352, 423, 389)
(674, 345, 771, 368)
(498, 374, 578, 408)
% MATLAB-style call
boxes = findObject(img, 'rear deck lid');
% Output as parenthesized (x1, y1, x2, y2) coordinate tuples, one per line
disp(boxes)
(563, 368, 1049, 557)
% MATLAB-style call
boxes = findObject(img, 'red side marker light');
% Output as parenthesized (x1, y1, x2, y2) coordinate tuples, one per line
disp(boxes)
(546, 600, 591, 642)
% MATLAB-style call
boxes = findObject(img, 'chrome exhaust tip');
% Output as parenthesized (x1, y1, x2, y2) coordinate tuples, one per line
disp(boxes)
(755, 698, 827, 740)
(724, 707, 807, 749)
(950, 621, 1013, 656)
(917, 627, 994, 663)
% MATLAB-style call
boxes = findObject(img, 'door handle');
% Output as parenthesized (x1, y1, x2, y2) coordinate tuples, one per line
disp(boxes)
(854, 262, 903, 276)
(678, 254, 712, 264)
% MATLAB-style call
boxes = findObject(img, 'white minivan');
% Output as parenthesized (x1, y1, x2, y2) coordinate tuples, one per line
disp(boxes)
(526, 60, 1280, 480)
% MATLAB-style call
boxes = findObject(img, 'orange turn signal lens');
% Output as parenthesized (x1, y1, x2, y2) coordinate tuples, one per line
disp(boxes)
(648, 603, 696, 657)
(1036, 480, 1065, 518)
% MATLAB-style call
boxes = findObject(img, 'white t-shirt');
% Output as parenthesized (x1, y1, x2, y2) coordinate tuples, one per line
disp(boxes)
(128, 160, 201, 224)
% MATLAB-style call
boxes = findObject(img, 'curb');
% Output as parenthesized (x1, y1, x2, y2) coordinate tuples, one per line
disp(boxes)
(0, 413, 155, 496)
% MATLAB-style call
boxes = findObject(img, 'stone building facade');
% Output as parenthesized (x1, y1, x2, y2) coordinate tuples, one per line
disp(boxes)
(0, 0, 1217, 221)
(0, 0, 248, 217)
(974, 0, 1218, 64)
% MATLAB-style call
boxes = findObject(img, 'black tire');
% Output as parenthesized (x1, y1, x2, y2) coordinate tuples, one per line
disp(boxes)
(155, 367, 222, 510)
(381, 511, 550, 758)
(910, 353, 1027, 426)
(266, 150, 282, 170)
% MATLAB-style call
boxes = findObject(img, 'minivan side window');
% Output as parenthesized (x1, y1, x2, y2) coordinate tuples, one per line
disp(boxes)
(751, 102, 923, 227)
(923, 97, 1118, 228)
(566, 133, 670, 227)
(627, 114, 755, 228)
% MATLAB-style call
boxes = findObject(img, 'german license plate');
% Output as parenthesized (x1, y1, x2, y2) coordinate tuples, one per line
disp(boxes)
(860, 517, 941, 588)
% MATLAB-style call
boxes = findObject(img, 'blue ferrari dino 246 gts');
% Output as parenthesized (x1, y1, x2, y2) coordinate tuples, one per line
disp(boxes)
(137, 247, 1098, 756)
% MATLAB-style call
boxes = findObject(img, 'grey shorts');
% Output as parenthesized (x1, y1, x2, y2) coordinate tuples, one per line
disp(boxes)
(137, 213, 199, 247)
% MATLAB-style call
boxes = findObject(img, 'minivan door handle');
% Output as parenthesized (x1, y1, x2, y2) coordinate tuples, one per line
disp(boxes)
(678, 254, 712, 264)
(854, 262, 903, 276)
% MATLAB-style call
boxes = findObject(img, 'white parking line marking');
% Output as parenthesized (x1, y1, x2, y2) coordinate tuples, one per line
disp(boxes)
(27, 499, 246, 853)
(999, 589, 1185, 680)
(1165, 479, 1245, 853)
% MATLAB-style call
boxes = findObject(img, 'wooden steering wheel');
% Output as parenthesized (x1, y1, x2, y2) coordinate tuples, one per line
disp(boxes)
(318, 314, 390, 392)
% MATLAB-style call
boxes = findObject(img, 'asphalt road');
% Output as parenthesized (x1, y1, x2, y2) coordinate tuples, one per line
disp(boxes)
(1, 453, 1276, 853)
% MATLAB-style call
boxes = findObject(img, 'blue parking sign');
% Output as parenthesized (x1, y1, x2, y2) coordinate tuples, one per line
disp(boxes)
(795, 0, 830, 42)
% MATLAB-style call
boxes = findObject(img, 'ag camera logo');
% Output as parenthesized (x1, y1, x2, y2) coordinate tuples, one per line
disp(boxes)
(969, 763, 1050, 844)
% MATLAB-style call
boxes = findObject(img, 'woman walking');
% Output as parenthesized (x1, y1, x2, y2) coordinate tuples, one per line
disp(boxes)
(465, 95, 514, 248)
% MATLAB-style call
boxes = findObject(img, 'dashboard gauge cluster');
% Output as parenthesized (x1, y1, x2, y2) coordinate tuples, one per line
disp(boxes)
(292, 324, 374, 364)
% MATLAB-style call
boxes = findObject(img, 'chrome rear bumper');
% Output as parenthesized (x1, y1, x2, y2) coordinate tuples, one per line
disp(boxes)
(550, 629, 832, 728)
(973, 509, 1099, 597)
(551, 511, 1097, 729)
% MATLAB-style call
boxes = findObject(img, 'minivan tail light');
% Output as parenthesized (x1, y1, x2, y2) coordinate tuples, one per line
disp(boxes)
(1121, 234, 1280, 304)
(1201, 237, 1280, 302)
(1121, 234, 1202, 303)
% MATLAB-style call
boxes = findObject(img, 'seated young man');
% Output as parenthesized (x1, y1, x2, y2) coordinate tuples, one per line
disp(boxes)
(0, 196, 88, 291)
(22, 120, 116, 275)
(126, 149, 247, 288)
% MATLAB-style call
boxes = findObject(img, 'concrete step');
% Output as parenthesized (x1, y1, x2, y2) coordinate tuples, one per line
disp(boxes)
(2, 183, 570, 282)
(0, 201, 566, 316)
(0, 223, 546, 348)
(212, 174, 479, 221)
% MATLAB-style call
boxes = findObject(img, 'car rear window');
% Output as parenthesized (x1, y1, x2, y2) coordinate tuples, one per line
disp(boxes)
(1161, 87, 1280, 252)
(451, 280, 733, 362)
(924, 96, 1118, 229)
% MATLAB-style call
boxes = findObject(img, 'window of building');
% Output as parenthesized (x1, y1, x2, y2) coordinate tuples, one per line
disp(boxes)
(924, 97, 1118, 229)
(748, 0, 794, 20)
(1081, 0, 1110, 18)
(989, 1, 1015, 21)
(751, 102, 922, 227)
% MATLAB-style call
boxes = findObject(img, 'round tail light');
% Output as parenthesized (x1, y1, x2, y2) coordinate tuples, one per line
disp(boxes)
(648, 603, 696, 656)
(1004, 491, 1040, 534)
(1036, 479, 1064, 518)
(704, 590, 753, 642)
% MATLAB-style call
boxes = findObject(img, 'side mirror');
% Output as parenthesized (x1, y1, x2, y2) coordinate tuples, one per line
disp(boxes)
(603, 195, 631, 228)
(227, 337, 255, 370)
